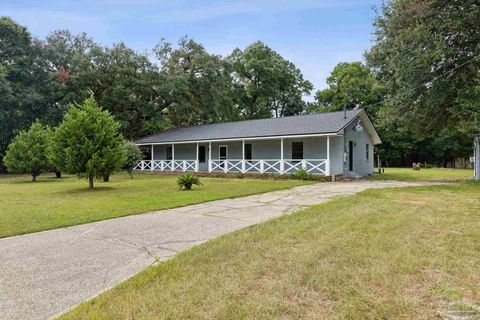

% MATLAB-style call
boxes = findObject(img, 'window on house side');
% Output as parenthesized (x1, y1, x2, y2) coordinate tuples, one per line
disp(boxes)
(366, 144, 370, 160)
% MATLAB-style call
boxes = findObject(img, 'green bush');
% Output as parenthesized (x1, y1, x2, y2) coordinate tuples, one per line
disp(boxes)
(290, 167, 314, 180)
(123, 141, 143, 178)
(177, 172, 202, 190)
(3, 121, 50, 181)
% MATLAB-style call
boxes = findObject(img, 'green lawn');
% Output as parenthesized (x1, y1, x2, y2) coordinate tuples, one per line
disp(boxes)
(0, 172, 307, 238)
(368, 167, 473, 182)
(62, 182, 480, 319)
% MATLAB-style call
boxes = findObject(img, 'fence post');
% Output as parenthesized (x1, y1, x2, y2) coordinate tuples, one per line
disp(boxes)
(224, 161, 228, 173)
(260, 160, 264, 173)
(183, 160, 187, 172)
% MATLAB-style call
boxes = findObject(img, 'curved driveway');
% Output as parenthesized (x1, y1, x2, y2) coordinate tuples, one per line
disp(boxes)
(0, 180, 431, 319)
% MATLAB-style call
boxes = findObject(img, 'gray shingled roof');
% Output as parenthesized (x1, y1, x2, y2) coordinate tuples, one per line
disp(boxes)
(136, 109, 363, 144)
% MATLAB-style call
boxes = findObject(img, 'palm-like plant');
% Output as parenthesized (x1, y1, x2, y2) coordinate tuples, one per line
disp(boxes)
(177, 172, 202, 191)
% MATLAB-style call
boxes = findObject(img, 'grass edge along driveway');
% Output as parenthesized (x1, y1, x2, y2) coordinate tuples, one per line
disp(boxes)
(62, 182, 480, 320)
(0, 172, 309, 238)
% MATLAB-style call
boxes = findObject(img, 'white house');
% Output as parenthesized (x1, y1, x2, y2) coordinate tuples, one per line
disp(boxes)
(134, 109, 381, 177)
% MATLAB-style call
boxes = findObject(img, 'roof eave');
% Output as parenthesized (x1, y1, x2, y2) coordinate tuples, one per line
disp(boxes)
(135, 132, 342, 146)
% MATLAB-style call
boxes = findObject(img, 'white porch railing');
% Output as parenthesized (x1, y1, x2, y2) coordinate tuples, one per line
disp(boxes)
(135, 159, 329, 175)
(134, 160, 198, 172)
(210, 159, 328, 175)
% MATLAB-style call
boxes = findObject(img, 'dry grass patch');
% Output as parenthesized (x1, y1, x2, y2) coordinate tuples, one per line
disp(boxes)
(62, 182, 480, 319)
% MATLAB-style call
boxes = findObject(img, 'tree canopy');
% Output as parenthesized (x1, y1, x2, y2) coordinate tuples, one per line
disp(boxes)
(228, 41, 313, 118)
(1, 7, 479, 170)
(309, 62, 385, 117)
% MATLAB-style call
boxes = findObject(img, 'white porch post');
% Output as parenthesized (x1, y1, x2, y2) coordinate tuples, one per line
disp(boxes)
(326, 136, 331, 176)
(242, 140, 246, 173)
(150, 144, 154, 172)
(171, 144, 175, 171)
(208, 142, 212, 172)
(280, 138, 284, 174)
(195, 143, 199, 172)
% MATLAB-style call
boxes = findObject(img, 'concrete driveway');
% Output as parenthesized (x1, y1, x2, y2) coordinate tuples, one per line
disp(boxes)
(0, 180, 430, 319)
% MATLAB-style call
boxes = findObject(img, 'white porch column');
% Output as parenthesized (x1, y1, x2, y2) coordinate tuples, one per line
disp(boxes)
(150, 144, 154, 171)
(171, 144, 175, 171)
(241, 140, 246, 173)
(280, 138, 284, 174)
(326, 136, 331, 176)
(208, 142, 212, 172)
(195, 143, 199, 172)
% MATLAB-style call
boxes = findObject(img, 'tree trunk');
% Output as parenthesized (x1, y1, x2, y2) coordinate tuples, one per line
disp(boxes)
(89, 177, 94, 189)
(103, 174, 110, 182)
(32, 174, 37, 182)
(55, 171, 62, 178)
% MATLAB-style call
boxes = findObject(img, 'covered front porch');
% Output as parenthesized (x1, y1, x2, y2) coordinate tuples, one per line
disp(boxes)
(135, 135, 343, 176)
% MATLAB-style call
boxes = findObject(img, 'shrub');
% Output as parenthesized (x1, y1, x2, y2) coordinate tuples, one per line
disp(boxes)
(123, 141, 143, 178)
(177, 172, 202, 190)
(3, 121, 50, 181)
(52, 94, 124, 189)
(290, 167, 314, 180)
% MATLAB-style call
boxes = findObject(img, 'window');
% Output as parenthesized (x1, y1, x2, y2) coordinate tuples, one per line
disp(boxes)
(366, 144, 370, 160)
(166, 146, 172, 160)
(199, 146, 206, 163)
(292, 142, 303, 160)
(244, 143, 252, 161)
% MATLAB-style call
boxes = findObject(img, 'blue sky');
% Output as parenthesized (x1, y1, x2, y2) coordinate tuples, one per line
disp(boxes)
(1, 0, 381, 94)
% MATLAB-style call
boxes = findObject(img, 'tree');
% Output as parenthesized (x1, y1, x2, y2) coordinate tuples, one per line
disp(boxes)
(228, 41, 312, 119)
(52, 94, 124, 189)
(0, 17, 48, 169)
(36, 30, 103, 126)
(95, 42, 171, 139)
(366, 0, 480, 137)
(309, 62, 385, 117)
(154, 37, 237, 127)
(123, 141, 142, 178)
(47, 126, 65, 178)
(3, 121, 50, 181)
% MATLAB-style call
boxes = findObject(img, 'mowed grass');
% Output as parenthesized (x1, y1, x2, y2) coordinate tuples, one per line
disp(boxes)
(368, 167, 473, 182)
(0, 172, 307, 238)
(62, 182, 480, 320)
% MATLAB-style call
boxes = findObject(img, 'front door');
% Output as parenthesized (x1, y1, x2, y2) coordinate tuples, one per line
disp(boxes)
(349, 141, 354, 172)
(219, 146, 227, 168)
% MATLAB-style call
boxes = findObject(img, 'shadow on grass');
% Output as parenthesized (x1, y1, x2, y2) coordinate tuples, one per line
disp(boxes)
(9, 179, 64, 185)
(61, 186, 116, 194)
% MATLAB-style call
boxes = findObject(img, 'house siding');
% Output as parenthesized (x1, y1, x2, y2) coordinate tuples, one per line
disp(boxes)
(329, 136, 344, 175)
(343, 121, 374, 176)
